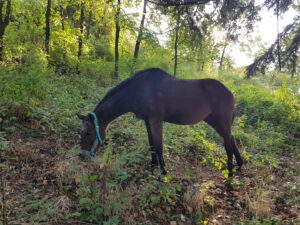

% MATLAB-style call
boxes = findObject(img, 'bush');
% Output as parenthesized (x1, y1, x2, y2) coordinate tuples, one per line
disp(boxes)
(0, 59, 49, 122)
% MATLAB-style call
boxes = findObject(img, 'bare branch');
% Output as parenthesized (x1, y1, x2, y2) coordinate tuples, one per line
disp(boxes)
(246, 15, 300, 77)
(148, 0, 211, 7)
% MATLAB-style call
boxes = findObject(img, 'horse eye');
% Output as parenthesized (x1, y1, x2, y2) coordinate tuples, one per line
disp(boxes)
(80, 130, 90, 138)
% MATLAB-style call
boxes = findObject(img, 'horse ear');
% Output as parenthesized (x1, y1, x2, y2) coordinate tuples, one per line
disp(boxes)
(76, 113, 85, 121)
(86, 113, 94, 122)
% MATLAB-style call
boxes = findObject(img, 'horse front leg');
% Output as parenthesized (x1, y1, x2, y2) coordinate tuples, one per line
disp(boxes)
(147, 118, 167, 177)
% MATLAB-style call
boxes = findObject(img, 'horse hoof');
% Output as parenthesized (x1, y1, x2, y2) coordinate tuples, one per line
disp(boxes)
(233, 163, 242, 171)
(235, 165, 242, 172)
(148, 163, 158, 174)
(161, 168, 167, 175)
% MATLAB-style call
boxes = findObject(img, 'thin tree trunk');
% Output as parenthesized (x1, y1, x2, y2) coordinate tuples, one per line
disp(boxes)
(219, 43, 227, 71)
(86, 10, 92, 39)
(291, 52, 296, 77)
(60, 6, 64, 31)
(0, 31, 4, 61)
(78, 2, 84, 59)
(114, 0, 121, 80)
(60, 5, 67, 64)
(0, 0, 11, 61)
(133, 0, 147, 60)
(198, 39, 204, 72)
(173, 8, 180, 77)
(219, 26, 233, 71)
(277, 0, 282, 71)
(45, 0, 51, 55)
(1, 169, 8, 225)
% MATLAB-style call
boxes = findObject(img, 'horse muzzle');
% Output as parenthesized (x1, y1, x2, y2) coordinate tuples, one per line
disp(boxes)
(79, 139, 99, 158)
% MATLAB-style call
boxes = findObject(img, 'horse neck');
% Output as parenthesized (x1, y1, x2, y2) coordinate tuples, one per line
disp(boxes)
(96, 91, 130, 124)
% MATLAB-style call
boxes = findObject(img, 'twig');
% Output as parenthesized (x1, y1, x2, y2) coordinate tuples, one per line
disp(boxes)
(1, 169, 8, 225)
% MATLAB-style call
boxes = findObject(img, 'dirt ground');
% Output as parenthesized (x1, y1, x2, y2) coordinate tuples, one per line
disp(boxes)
(1, 128, 299, 225)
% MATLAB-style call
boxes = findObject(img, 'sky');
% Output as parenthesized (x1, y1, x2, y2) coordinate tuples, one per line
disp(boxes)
(130, 2, 297, 68)
(230, 6, 298, 66)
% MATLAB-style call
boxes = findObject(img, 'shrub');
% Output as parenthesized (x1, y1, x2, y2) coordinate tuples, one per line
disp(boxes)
(0, 59, 49, 122)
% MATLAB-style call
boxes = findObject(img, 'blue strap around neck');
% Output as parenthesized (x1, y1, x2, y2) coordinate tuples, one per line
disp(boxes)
(90, 112, 103, 145)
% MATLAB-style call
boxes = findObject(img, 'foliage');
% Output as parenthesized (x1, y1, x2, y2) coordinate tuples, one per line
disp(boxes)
(23, 198, 57, 223)
(0, 0, 300, 224)
(76, 174, 123, 224)
(0, 58, 48, 122)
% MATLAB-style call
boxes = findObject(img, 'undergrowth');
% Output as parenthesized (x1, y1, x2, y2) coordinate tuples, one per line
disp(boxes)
(1, 62, 299, 224)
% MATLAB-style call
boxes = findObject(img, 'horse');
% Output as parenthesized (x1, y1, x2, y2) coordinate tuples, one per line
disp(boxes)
(77, 68, 243, 177)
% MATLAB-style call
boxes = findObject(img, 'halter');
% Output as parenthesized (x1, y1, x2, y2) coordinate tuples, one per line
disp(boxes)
(81, 112, 103, 158)
(90, 112, 103, 144)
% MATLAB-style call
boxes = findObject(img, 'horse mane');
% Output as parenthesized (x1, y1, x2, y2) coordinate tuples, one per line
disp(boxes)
(94, 68, 170, 111)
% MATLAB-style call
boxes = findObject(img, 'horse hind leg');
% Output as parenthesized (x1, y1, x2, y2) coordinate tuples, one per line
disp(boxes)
(231, 136, 243, 170)
(204, 114, 238, 177)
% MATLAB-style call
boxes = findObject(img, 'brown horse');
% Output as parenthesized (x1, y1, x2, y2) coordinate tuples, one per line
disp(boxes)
(77, 68, 243, 177)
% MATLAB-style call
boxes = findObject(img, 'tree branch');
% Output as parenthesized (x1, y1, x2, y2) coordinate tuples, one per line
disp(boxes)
(246, 15, 300, 77)
(148, 0, 211, 7)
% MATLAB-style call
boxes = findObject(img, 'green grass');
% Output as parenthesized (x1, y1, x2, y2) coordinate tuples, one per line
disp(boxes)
(1, 62, 299, 224)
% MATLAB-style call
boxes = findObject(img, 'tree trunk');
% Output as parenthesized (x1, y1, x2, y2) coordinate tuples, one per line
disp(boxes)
(1, 173, 8, 225)
(86, 10, 92, 39)
(78, 2, 84, 59)
(291, 51, 296, 77)
(60, 6, 64, 31)
(276, 0, 282, 71)
(0, 29, 4, 61)
(219, 26, 233, 71)
(173, 8, 180, 77)
(0, 0, 11, 61)
(114, 0, 121, 80)
(45, 0, 51, 55)
(133, 0, 147, 60)
(219, 43, 228, 71)
(198, 39, 204, 72)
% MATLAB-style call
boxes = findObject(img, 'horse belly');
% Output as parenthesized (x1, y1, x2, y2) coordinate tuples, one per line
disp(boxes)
(164, 104, 211, 125)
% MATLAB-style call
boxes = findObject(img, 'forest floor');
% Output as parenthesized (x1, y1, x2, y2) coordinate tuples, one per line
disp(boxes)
(1, 124, 300, 225)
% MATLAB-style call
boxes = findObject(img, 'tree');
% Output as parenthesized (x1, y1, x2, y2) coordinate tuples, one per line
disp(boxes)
(78, 1, 85, 59)
(217, 0, 259, 71)
(246, 0, 300, 77)
(45, 0, 51, 55)
(0, 0, 11, 61)
(219, 28, 233, 71)
(86, 9, 92, 39)
(276, 0, 282, 71)
(133, 0, 147, 61)
(148, 0, 211, 7)
(151, 0, 260, 75)
(114, 0, 121, 80)
(173, 7, 181, 77)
